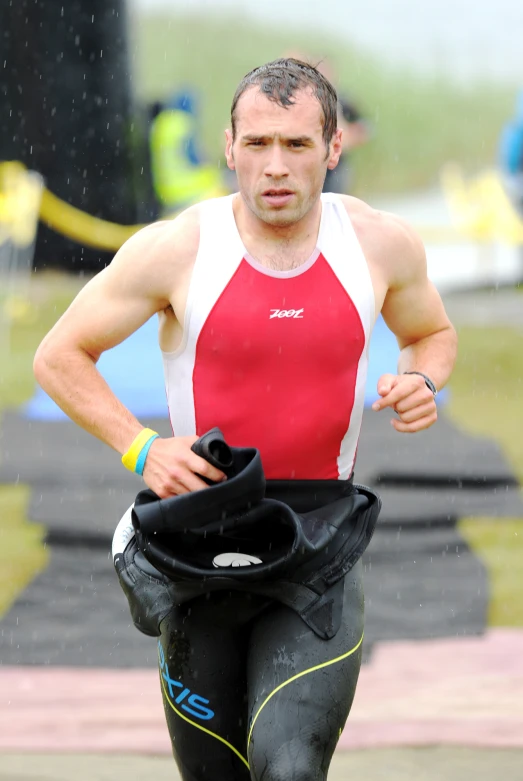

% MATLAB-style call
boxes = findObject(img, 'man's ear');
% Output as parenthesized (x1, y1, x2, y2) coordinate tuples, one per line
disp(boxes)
(326, 128, 343, 170)
(225, 129, 235, 170)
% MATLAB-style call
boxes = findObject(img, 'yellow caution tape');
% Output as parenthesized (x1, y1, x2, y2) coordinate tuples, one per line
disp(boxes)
(1, 160, 168, 253)
(39, 187, 149, 252)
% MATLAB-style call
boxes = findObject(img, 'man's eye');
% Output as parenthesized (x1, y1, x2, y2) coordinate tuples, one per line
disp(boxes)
(248, 141, 264, 146)
(289, 142, 305, 148)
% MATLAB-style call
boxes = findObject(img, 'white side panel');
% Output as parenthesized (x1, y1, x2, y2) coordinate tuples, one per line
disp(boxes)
(338, 345, 369, 479)
(162, 196, 245, 436)
(318, 194, 376, 479)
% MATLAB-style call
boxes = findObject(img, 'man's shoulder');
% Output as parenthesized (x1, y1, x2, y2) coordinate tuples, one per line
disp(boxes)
(133, 195, 233, 259)
(131, 203, 202, 257)
(335, 194, 423, 251)
(333, 194, 426, 287)
(115, 204, 205, 270)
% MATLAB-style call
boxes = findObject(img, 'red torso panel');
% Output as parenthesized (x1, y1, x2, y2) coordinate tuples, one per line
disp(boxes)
(192, 254, 365, 479)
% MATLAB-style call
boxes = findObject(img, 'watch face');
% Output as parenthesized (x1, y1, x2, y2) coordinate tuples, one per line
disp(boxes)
(212, 552, 263, 568)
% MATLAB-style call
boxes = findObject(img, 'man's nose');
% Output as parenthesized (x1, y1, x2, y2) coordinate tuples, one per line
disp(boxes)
(264, 145, 289, 178)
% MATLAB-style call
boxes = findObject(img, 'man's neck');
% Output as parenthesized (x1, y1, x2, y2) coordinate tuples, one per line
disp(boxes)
(233, 194, 322, 269)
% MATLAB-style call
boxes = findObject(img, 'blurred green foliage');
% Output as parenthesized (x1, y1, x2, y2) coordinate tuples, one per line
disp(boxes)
(131, 12, 517, 194)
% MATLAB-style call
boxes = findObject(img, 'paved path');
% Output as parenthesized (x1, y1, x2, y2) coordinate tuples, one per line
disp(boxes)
(2, 630, 522, 756)
(3, 748, 523, 781)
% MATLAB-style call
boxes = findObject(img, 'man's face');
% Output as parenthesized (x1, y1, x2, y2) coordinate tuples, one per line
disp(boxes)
(225, 87, 342, 228)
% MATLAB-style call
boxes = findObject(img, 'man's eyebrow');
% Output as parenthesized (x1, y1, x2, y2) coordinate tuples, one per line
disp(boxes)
(241, 134, 315, 144)
(241, 134, 271, 142)
(286, 135, 315, 144)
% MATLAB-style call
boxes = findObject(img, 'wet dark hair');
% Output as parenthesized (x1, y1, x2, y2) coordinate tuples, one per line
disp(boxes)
(231, 58, 338, 147)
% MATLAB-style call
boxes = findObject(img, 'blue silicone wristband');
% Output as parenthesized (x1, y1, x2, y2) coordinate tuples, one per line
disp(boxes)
(134, 434, 159, 476)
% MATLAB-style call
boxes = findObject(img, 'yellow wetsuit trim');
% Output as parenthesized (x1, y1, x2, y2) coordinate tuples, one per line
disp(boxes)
(247, 630, 364, 748)
(160, 669, 250, 770)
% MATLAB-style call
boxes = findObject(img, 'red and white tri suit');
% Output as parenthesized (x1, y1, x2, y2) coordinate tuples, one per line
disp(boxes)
(162, 193, 376, 481)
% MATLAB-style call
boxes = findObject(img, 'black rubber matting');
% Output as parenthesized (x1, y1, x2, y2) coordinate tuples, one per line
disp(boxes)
(24, 482, 523, 548)
(0, 407, 517, 667)
(0, 524, 487, 667)
(0, 410, 518, 488)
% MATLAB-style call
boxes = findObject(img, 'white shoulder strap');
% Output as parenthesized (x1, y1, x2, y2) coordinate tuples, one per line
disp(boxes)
(318, 194, 375, 342)
(185, 195, 246, 338)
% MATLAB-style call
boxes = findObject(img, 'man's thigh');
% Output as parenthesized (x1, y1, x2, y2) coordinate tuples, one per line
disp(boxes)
(159, 593, 265, 781)
(246, 561, 365, 781)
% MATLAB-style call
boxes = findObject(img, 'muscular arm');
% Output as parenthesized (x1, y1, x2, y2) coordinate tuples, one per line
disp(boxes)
(33, 221, 174, 453)
(346, 199, 457, 432)
(380, 215, 457, 392)
(33, 209, 226, 496)
(373, 214, 457, 431)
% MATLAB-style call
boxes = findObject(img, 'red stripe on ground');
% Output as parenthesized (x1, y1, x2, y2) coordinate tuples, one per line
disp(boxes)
(0, 668, 170, 754)
(1, 630, 522, 753)
(343, 628, 523, 749)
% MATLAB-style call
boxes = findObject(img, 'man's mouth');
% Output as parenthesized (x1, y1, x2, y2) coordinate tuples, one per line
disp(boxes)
(261, 189, 295, 205)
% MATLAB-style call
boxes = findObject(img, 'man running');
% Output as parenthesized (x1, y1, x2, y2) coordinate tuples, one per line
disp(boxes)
(34, 59, 457, 781)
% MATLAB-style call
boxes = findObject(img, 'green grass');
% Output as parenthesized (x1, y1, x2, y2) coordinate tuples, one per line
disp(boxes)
(0, 486, 48, 617)
(459, 518, 523, 626)
(131, 11, 517, 194)
(447, 326, 523, 482)
(0, 271, 86, 618)
(447, 326, 523, 626)
(0, 272, 87, 409)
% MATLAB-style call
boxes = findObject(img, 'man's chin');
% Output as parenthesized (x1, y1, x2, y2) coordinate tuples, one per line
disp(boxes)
(254, 200, 300, 226)
(262, 212, 297, 227)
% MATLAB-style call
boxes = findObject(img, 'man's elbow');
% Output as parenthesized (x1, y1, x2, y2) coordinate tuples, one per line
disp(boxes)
(448, 322, 459, 363)
(443, 321, 458, 349)
(33, 336, 95, 388)
(33, 337, 58, 387)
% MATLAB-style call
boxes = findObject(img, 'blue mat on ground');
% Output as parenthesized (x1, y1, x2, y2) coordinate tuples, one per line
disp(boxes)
(24, 315, 447, 421)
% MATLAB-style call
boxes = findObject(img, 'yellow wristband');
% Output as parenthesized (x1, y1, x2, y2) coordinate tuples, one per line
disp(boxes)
(121, 428, 159, 473)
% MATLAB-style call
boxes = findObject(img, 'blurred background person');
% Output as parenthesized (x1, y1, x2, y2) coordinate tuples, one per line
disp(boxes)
(317, 58, 372, 194)
(499, 89, 523, 215)
(148, 89, 225, 216)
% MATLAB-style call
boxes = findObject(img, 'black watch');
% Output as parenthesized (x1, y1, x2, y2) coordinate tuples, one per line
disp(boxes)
(403, 371, 437, 397)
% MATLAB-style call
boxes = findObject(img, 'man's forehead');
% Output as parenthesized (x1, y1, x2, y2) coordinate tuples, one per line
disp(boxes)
(235, 86, 323, 133)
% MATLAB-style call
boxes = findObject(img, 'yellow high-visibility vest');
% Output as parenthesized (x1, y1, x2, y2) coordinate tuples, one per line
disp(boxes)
(149, 110, 222, 209)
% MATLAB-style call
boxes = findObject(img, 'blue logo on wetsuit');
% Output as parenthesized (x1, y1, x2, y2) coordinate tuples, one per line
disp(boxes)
(158, 641, 215, 721)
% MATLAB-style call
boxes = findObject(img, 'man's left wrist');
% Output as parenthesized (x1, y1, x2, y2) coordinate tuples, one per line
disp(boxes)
(402, 371, 438, 396)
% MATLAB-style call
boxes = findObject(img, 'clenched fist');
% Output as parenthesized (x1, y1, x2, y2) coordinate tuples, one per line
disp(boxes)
(372, 373, 437, 433)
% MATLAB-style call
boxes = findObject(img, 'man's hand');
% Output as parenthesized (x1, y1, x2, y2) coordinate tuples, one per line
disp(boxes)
(371, 373, 437, 433)
(142, 436, 227, 498)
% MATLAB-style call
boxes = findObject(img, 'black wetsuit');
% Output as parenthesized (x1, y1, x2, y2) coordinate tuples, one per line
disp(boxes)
(158, 560, 364, 781)
(116, 436, 378, 781)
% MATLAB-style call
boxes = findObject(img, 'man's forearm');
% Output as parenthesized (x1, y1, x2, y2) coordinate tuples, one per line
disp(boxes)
(397, 325, 458, 391)
(33, 348, 146, 455)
